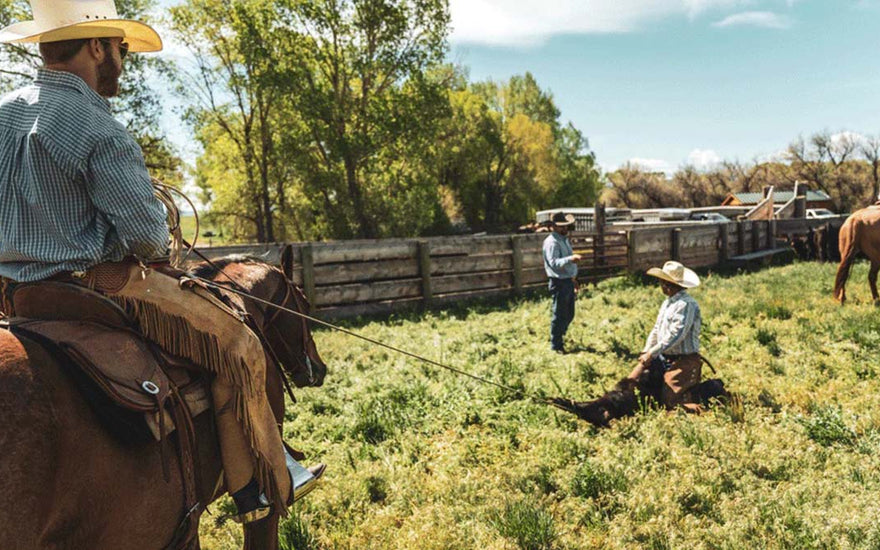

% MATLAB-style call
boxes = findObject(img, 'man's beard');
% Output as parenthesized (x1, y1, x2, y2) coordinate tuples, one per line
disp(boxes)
(96, 54, 121, 98)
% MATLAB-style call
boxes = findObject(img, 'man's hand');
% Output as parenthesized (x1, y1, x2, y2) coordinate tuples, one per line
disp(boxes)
(638, 352, 653, 366)
(628, 363, 644, 381)
(573, 277, 580, 293)
(571, 253, 583, 262)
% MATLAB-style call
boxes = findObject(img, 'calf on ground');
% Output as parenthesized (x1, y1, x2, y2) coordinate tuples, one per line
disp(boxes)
(550, 367, 730, 428)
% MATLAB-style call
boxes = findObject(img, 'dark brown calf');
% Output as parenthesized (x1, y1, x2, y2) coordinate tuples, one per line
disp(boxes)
(550, 367, 730, 428)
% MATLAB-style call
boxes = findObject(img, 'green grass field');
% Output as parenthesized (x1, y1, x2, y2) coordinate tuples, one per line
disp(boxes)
(200, 260, 880, 550)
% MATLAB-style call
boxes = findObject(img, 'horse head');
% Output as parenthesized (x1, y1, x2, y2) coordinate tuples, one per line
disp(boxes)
(260, 245, 327, 388)
(192, 246, 328, 389)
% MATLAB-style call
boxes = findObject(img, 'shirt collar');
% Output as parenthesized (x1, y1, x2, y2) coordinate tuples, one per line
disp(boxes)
(35, 68, 111, 113)
(664, 289, 688, 304)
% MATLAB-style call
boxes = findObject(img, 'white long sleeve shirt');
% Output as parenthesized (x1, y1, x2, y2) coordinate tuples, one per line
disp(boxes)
(643, 290, 701, 357)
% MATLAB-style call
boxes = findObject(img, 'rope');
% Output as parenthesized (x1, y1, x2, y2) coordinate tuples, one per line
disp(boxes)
(152, 179, 199, 269)
(151, 182, 553, 408)
(183, 246, 549, 405)
(195, 277, 547, 401)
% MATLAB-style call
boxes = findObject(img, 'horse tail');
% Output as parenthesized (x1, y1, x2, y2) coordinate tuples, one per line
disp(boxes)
(834, 215, 860, 303)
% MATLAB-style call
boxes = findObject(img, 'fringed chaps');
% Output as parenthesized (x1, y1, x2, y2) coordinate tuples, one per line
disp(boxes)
(99, 262, 291, 511)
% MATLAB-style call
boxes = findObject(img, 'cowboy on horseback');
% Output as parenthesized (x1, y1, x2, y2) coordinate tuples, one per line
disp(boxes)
(627, 261, 704, 412)
(0, 0, 323, 523)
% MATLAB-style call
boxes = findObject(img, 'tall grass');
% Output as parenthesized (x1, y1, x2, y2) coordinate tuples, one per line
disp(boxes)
(199, 261, 880, 549)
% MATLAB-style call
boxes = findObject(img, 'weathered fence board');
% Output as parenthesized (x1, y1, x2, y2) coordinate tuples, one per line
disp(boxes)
(433, 271, 513, 295)
(315, 278, 422, 307)
(432, 253, 512, 276)
(194, 215, 847, 319)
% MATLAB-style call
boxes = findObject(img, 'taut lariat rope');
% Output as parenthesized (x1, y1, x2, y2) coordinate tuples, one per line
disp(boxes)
(184, 246, 548, 404)
(153, 180, 553, 407)
(196, 275, 547, 402)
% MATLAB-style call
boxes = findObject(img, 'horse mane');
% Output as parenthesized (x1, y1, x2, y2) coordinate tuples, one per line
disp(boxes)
(189, 255, 267, 280)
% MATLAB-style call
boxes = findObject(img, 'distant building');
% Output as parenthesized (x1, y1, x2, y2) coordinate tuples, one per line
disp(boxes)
(721, 189, 834, 210)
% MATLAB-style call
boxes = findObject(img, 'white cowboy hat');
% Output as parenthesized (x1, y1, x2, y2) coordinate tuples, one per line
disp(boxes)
(646, 260, 700, 289)
(0, 0, 162, 53)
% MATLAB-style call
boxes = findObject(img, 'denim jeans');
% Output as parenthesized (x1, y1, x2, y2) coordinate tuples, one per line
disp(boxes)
(549, 277, 575, 350)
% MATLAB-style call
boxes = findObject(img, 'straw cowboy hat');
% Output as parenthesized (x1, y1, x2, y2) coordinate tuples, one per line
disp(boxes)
(550, 212, 576, 227)
(0, 0, 162, 52)
(646, 261, 700, 289)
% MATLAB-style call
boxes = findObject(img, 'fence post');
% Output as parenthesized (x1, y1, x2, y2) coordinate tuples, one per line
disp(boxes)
(418, 240, 433, 307)
(751, 220, 761, 252)
(766, 220, 775, 249)
(671, 228, 681, 262)
(594, 202, 606, 268)
(511, 235, 523, 293)
(794, 181, 807, 218)
(627, 230, 639, 271)
(719, 223, 729, 263)
(737, 221, 746, 256)
(301, 244, 316, 306)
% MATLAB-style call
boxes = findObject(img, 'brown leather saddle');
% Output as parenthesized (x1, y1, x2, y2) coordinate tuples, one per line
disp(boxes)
(3, 281, 211, 440)
(0, 281, 207, 549)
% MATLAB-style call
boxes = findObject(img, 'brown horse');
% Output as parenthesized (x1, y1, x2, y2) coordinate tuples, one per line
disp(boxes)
(0, 246, 327, 550)
(833, 206, 880, 304)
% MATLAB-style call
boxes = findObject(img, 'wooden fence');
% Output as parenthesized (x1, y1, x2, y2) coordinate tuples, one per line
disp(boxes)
(198, 216, 846, 319)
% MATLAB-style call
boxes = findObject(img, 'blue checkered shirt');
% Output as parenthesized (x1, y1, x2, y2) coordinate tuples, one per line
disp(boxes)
(0, 69, 168, 282)
(542, 232, 578, 279)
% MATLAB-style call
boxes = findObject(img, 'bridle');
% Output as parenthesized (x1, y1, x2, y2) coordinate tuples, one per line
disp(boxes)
(252, 267, 319, 388)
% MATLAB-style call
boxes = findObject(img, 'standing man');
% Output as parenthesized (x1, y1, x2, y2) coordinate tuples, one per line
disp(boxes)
(628, 261, 703, 410)
(0, 0, 321, 523)
(542, 212, 582, 353)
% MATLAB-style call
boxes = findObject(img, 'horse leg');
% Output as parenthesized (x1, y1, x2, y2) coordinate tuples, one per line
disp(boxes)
(244, 514, 280, 550)
(870, 261, 880, 305)
(834, 220, 859, 304)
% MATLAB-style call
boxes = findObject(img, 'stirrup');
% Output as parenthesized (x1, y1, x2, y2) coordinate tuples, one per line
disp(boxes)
(229, 505, 273, 524)
(228, 479, 272, 524)
(286, 450, 325, 504)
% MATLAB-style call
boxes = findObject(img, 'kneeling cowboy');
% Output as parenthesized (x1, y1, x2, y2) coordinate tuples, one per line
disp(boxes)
(0, 0, 322, 522)
(628, 261, 703, 411)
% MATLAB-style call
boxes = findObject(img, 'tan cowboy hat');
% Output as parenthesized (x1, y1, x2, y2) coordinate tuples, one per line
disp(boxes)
(0, 0, 162, 53)
(646, 261, 700, 289)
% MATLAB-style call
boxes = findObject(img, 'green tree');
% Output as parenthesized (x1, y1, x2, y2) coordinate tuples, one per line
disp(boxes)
(169, 0, 290, 242)
(173, 0, 451, 241)
(440, 73, 601, 232)
(278, 0, 451, 239)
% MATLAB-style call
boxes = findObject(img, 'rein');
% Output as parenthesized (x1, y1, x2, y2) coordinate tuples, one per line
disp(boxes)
(183, 245, 310, 403)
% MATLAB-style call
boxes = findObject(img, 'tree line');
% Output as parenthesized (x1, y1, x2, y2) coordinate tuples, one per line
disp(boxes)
(0, 0, 601, 242)
(3, 1, 877, 242)
(604, 130, 880, 214)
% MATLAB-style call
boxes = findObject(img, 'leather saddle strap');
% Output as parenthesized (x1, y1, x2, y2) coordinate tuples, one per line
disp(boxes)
(162, 387, 202, 550)
(149, 340, 202, 550)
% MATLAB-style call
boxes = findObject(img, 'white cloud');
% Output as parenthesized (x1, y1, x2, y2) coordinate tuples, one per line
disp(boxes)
(687, 148, 721, 169)
(627, 158, 674, 174)
(450, 0, 751, 46)
(712, 11, 792, 29)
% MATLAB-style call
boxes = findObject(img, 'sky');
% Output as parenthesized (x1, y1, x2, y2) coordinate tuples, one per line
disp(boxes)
(155, 0, 880, 174)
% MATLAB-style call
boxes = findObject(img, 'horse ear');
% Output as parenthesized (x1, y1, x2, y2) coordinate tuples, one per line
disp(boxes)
(280, 245, 295, 280)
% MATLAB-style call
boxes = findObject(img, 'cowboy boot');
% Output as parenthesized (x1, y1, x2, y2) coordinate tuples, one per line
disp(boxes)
(285, 448, 326, 504)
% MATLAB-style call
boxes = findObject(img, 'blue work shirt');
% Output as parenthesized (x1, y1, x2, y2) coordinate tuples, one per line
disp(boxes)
(542, 232, 578, 279)
(0, 69, 168, 282)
